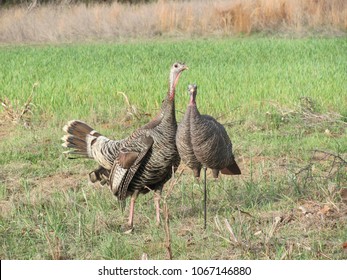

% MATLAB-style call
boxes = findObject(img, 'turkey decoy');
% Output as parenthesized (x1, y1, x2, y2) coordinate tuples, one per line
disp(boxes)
(177, 84, 241, 228)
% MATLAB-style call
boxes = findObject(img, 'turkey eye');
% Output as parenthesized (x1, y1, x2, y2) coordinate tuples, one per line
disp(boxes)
(174, 64, 178, 68)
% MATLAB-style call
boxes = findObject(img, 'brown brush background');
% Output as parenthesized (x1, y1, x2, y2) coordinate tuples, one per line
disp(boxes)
(0, 0, 346, 43)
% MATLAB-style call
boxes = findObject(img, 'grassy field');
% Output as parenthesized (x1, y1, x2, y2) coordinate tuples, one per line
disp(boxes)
(0, 37, 346, 259)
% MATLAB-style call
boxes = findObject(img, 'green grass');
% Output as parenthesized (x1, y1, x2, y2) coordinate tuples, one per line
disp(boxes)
(1, 37, 346, 122)
(0, 37, 346, 260)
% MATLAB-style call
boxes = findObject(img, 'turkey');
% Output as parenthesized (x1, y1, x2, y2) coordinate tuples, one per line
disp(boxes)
(177, 84, 241, 228)
(62, 62, 188, 231)
(176, 99, 202, 178)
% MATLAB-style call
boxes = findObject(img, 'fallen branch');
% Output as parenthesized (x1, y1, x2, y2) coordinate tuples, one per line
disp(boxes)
(313, 149, 347, 166)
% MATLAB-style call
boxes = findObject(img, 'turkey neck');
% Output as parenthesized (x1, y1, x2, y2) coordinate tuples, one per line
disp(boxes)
(159, 70, 180, 127)
(160, 79, 177, 128)
(189, 90, 200, 118)
(142, 70, 179, 131)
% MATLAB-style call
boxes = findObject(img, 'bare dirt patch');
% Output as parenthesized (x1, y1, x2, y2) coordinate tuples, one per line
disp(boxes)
(0, 171, 90, 218)
(29, 172, 88, 201)
(0, 119, 16, 141)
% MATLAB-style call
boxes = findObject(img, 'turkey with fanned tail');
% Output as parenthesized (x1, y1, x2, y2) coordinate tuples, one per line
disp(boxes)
(62, 62, 188, 232)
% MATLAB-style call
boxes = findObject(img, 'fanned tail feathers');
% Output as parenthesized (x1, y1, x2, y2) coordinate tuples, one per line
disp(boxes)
(62, 120, 101, 158)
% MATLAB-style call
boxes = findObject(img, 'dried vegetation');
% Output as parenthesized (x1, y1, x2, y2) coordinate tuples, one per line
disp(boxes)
(0, 0, 346, 43)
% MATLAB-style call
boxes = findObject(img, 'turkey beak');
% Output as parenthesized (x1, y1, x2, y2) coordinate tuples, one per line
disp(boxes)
(183, 65, 189, 71)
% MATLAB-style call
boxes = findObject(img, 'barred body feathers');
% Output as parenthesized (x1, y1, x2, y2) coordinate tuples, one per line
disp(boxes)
(177, 84, 241, 178)
(62, 62, 188, 230)
(176, 105, 202, 178)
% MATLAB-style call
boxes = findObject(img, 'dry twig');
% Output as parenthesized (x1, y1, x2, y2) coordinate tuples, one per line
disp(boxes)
(0, 82, 38, 128)
(266, 216, 281, 243)
(162, 167, 184, 260)
(224, 218, 238, 244)
(118, 91, 151, 122)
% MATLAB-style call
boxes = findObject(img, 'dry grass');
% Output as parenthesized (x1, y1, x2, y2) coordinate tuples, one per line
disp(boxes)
(0, 83, 38, 128)
(0, 0, 346, 43)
